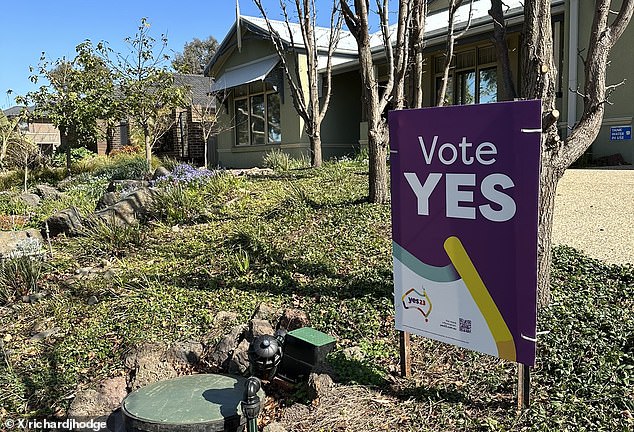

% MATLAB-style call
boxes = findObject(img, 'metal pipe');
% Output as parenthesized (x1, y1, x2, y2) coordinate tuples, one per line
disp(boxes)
(567, 0, 579, 132)
(242, 377, 261, 432)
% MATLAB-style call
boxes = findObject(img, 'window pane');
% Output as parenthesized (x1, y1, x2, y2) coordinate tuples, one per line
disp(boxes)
(250, 94, 265, 145)
(235, 99, 249, 146)
(478, 68, 498, 104)
(267, 93, 281, 144)
(456, 71, 476, 105)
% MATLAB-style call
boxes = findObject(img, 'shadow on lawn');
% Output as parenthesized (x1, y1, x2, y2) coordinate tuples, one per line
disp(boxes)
(211, 228, 393, 300)
(13, 342, 69, 417)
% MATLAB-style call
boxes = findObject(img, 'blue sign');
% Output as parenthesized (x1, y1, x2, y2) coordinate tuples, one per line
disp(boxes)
(610, 126, 632, 141)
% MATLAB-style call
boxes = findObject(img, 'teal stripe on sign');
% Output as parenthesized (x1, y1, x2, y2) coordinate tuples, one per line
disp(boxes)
(393, 241, 459, 282)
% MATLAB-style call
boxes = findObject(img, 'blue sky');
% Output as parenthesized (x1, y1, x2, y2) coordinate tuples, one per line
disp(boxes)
(0, 0, 354, 109)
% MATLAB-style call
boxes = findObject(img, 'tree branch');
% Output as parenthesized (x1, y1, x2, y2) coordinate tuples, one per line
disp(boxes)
(609, 0, 634, 45)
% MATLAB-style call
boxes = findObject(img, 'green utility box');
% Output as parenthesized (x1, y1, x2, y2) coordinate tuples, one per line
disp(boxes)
(279, 327, 336, 381)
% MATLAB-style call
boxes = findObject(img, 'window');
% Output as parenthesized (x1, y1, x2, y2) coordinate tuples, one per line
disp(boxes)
(234, 82, 281, 146)
(434, 46, 498, 106)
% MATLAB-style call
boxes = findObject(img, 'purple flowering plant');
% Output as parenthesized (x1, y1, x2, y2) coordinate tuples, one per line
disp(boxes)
(152, 163, 216, 187)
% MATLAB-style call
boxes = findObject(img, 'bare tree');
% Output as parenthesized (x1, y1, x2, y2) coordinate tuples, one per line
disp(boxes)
(409, 0, 428, 109)
(253, 0, 342, 168)
(340, 0, 409, 203)
(185, 77, 230, 168)
(521, 0, 634, 306)
(489, 0, 517, 101)
(437, 0, 474, 106)
(391, 0, 412, 110)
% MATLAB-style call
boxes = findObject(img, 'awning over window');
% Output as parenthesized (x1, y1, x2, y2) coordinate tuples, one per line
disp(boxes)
(210, 55, 280, 92)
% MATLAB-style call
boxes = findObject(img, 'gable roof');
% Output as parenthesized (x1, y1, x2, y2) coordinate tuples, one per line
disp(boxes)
(205, 14, 359, 77)
(206, 0, 565, 77)
(240, 15, 359, 55)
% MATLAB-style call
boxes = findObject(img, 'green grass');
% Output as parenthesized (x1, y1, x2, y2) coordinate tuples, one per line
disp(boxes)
(0, 159, 631, 431)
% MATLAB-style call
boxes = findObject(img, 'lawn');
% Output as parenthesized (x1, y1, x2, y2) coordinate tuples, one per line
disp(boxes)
(0, 155, 632, 431)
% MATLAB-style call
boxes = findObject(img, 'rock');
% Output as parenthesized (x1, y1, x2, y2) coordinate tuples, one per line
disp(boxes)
(229, 168, 274, 177)
(228, 339, 250, 375)
(342, 346, 364, 361)
(30, 327, 61, 342)
(213, 311, 239, 327)
(152, 166, 171, 180)
(95, 192, 120, 211)
(18, 193, 41, 207)
(35, 184, 64, 200)
(67, 376, 127, 422)
(278, 309, 310, 331)
(208, 324, 247, 370)
(28, 292, 45, 303)
(252, 303, 281, 323)
(169, 341, 204, 367)
(0, 229, 44, 259)
(263, 422, 288, 432)
(249, 319, 275, 340)
(125, 343, 178, 391)
(92, 187, 157, 226)
(43, 207, 84, 237)
(307, 373, 334, 400)
(106, 180, 150, 193)
(87, 296, 98, 305)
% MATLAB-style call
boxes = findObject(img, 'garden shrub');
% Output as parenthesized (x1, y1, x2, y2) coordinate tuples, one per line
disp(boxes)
(263, 149, 309, 171)
(80, 216, 147, 258)
(0, 237, 46, 304)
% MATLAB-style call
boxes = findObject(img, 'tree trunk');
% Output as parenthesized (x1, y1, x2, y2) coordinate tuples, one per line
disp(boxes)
(310, 132, 323, 168)
(144, 129, 152, 172)
(367, 118, 389, 203)
(0, 138, 8, 164)
(24, 152, 29, 193)
(536, 162, 560, 307)
(489, 0, 517, 100)
(522, 0, 559, 308)
(410, 0, 426, 109)
(341, 0, 392, 204)
(59, 126, 71, 175)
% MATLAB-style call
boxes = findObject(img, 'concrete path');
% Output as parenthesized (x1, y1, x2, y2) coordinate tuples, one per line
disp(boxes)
(552, 168, 634, 266)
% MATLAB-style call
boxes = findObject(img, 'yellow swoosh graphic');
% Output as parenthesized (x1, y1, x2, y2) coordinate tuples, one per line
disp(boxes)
(443, 236, 516, 361)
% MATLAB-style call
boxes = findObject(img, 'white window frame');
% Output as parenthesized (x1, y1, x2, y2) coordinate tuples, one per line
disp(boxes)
(234, 82, 281, 147)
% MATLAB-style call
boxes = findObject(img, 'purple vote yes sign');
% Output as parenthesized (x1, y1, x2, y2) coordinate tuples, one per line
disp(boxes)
(388, 100, 541, 366)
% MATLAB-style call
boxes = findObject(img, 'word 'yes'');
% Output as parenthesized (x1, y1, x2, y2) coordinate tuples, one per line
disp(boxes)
(404, 135, 516, 222)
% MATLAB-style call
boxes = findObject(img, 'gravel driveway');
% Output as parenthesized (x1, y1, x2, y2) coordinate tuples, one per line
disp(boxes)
(552, 167, 634, 266)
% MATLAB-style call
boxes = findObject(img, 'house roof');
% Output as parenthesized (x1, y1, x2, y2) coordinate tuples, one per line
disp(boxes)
(206, 0, 564, 78)
(173, 73, 215, 106)
(240, 15, 359, 55)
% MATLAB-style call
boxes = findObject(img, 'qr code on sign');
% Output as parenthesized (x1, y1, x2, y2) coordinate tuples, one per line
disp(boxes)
(459, 318, 472, 333)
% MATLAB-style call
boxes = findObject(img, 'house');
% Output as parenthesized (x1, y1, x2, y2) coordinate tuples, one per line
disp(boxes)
(206, 15, 362, 168)
(103, 73, 217, 166)
(206, 0, 634, 168)
(2, 106, 61, 156)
